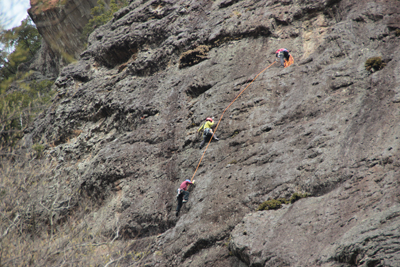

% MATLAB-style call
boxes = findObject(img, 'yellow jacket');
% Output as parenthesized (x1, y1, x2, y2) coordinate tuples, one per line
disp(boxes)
(198, 121, 214, 132)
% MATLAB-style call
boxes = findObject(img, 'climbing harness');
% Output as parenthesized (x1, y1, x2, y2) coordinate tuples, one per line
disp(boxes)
(204, 128, 212, 136)
(190, 60, 280, 182)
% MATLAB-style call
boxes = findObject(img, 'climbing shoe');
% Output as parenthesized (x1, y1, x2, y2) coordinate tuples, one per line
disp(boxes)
(183, 200, 188, 203)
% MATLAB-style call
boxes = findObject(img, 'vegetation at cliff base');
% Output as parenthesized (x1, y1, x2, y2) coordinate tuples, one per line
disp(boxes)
(0, 17, 55, 147)
(0, 154, 149, 266)
(0, 17, 41, 83)
(0, 78, 55, 147)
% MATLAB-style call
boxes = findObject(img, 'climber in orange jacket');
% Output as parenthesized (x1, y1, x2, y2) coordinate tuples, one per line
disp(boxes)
(198, 117, 219, 149)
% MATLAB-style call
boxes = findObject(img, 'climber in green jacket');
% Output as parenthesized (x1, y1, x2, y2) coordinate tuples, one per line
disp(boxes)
(198, 117, 219, 149)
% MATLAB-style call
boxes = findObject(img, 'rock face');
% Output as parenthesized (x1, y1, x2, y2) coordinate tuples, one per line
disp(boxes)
(23, 0, 400, 266)
(28, 0, 107, 59)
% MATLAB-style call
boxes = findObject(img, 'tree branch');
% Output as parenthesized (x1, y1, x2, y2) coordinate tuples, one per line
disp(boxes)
(0, 213, 20, 241)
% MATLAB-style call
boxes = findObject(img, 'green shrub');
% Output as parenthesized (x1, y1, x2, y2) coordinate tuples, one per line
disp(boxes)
(395, 29, 400, 37)
(277, 197, 289, 204)
(257, 193, 309, 211)
(257, 199, 282, 211)
(32, 143, 44, 158)
(289, 192, 309, 204)
(365, 57, 386, 72)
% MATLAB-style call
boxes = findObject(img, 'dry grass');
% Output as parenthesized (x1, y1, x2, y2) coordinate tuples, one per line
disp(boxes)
(0, 146, 152, 266)
(178, 45, 211, 68)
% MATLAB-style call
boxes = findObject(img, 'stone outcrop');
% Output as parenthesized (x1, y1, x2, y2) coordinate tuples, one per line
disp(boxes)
(28, 0, 109, 59)
(20, 0, 400, 266)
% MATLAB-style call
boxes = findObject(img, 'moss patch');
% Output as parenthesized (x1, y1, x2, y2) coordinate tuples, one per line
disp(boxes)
(365, 57, 386, 72)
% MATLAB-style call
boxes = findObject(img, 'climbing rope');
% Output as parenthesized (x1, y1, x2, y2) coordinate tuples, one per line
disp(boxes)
(190, 61, 277, 182)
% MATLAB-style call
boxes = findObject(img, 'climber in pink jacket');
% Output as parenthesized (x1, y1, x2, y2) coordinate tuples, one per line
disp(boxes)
(176, 179, 195, 216)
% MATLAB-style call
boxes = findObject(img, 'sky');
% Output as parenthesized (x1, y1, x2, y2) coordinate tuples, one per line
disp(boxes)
(0, 0, 31, 29)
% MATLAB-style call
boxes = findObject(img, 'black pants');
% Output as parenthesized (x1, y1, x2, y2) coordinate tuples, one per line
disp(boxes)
(277, 51, 289, 66)
(176, 190, 190, 213)
(200, 133, 218, 149)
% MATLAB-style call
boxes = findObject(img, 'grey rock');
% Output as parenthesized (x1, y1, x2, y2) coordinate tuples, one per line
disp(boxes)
(18, 0, 400, 266)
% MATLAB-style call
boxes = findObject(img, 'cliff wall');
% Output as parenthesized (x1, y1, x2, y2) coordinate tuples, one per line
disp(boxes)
(10, 0, 400, 266)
